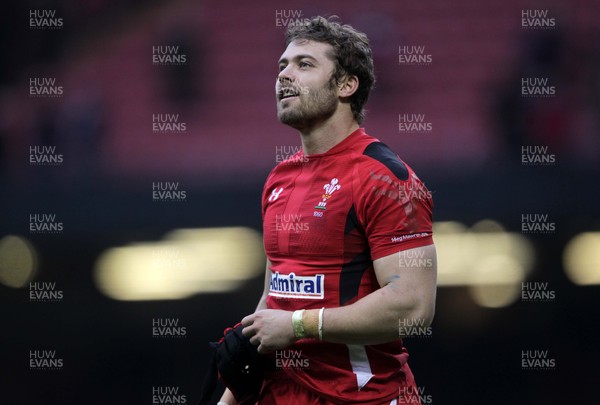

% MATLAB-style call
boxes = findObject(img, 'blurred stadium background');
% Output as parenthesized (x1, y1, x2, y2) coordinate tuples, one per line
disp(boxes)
(1, 0, 599, 403)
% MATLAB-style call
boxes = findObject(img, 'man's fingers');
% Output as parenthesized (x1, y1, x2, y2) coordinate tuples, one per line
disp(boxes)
(242, 324, 256, 337)
(257, 344, 273, 355)
(249, 335, 260, 346)
(241, 314, 255, 327)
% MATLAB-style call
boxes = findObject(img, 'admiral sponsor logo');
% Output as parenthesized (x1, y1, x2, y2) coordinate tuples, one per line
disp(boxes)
(269, 272, 324, 299)
(399, 386, 433, 404)
(521, 9, 555, 29)
(152, 182, 187, 202)
(275, 9, 310, 28)
(398, 114, 432, 134)
(521, 77, 555, 97)
(398, 45, 432, 66)
(30, 213, 63, 234)
(521, 214, 556, 234)
(521, 145, 556, 165)
(152, 386, 187, 404)
(521, 282, 556, 302)
(398, 249, 433, 268)
(29, 281, 63, 302)
(29, 145, 63, 165)
(275, 214, 309, 232)
(152, 114, 187, 134)
(29, 10, 63, 29)
(399, 318, 432, 338)
(275, 349, 310, 369)
(29, 77, 63, 97)
(29, 350, 63, 370)
(521, 350, 556, 370)
(152, 45, 187, 65)
(152, 318, 187, 338)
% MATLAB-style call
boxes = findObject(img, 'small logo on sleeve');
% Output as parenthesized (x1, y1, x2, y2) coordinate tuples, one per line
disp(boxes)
(269, 272, 324, 299)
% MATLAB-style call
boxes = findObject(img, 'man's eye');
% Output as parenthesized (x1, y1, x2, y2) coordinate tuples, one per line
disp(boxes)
(299, 62, 312, 68)
(278, 65, 286, 72)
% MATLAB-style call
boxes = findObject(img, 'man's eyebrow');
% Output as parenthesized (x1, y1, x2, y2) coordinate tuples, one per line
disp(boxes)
(278, 54, 319, 65)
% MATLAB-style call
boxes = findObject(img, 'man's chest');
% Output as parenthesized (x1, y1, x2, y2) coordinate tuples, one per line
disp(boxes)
(263, 168, 355, 259)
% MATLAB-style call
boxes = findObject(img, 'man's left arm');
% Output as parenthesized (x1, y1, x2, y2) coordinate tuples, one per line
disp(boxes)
(322, 243, 436, 345)
(241, 244, 437, 352)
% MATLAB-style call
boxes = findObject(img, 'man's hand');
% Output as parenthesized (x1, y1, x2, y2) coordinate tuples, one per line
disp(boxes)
(241, 309, 296, 354)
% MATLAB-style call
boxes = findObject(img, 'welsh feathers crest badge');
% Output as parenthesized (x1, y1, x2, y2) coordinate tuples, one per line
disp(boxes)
(314, 178, 341, 210)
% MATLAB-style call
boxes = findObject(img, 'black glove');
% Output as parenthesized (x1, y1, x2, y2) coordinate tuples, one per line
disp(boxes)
(198, 322, 271, 405)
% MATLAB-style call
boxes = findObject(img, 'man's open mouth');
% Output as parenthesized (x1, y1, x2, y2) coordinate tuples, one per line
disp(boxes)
(278, 88, 299, 100)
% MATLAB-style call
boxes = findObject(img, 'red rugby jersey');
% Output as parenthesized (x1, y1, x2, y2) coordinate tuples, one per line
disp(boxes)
(261, 128, 433, 404)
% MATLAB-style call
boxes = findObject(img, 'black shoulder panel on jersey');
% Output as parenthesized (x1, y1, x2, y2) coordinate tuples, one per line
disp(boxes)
(363, 142, 409, 181)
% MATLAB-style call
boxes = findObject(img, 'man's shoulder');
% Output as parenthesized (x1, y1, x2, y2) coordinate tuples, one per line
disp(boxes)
(346, 131, 410, 183)
(358, 141, 410, 181)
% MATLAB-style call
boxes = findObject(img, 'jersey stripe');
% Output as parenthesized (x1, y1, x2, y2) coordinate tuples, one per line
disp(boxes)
(347, 344, 374, 390)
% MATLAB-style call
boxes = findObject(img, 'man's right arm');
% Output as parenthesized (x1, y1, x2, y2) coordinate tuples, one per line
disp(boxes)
(217, 259, 271, 405)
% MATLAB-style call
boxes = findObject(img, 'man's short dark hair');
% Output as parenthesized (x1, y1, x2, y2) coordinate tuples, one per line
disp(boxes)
(285, 16, 376, 124)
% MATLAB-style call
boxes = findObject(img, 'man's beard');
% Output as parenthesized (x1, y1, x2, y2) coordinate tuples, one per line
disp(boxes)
(277, 77, 338, 130)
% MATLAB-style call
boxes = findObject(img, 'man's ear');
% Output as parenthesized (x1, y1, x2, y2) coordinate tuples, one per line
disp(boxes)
(338, 75, 359, 98)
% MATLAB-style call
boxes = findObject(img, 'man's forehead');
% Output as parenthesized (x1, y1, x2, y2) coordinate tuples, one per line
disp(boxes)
(279, 39, 334, 62)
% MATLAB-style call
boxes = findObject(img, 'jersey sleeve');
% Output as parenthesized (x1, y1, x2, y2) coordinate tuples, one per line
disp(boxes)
(355, 143, 434, 261)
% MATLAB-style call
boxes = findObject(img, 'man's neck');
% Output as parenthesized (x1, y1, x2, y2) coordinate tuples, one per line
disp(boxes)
(298, 115, 359, 155)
